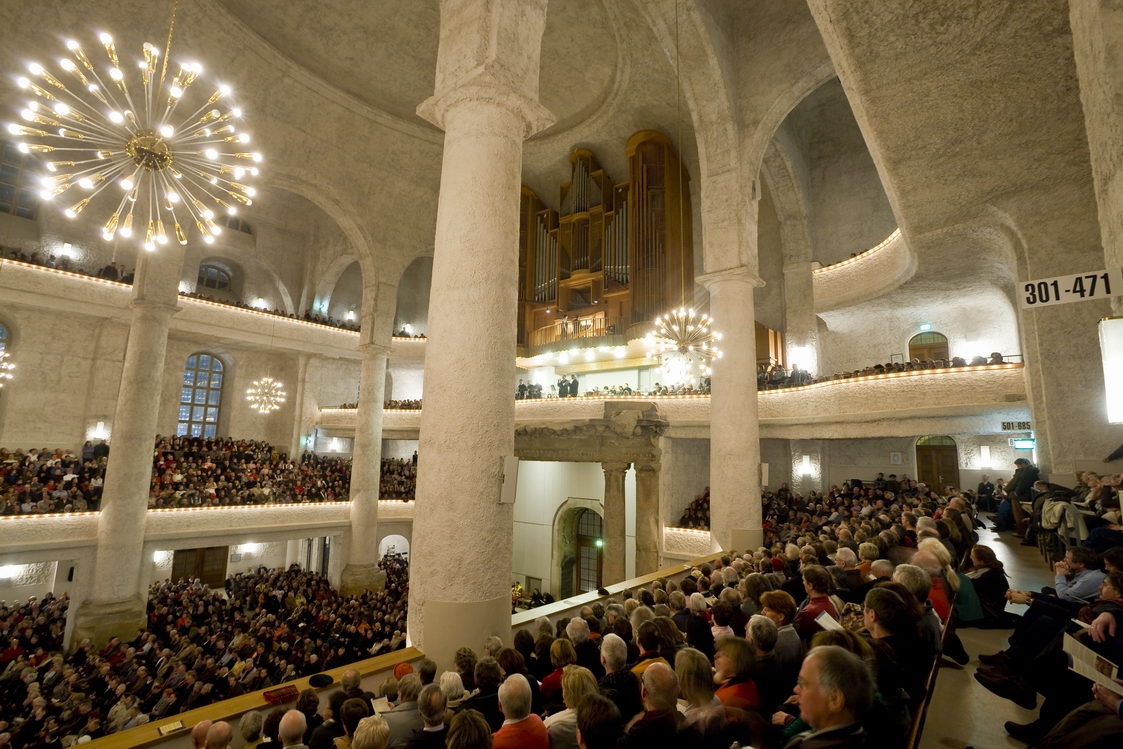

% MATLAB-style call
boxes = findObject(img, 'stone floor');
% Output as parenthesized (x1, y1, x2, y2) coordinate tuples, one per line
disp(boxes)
(920, 524, 1058, 748)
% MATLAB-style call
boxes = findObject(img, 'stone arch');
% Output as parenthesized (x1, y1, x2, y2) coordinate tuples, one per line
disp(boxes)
(549, 497, 604, 600)
(379, 534, 410, 559)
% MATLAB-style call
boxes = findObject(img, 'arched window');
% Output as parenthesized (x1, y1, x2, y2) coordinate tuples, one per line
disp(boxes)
(178, 354, 224, 438)
(0, 322, 9, 353)
(908, 331, 949, 361)
(575, 508, 603, 593)
(216, 215, 252, 235)
(197, 264, 231, 291)
(0, 143, 39, 220)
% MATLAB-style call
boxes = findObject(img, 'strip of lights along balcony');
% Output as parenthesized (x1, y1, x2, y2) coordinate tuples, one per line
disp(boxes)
(8, 1, 261, 251)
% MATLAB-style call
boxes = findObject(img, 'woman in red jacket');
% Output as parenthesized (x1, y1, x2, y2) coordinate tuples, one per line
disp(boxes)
(713, 637, 761, 708)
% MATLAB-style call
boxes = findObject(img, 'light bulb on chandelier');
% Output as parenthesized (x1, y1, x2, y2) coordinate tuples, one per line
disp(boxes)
(246, 377, 286, 414)
(8, 4, 261, 253)
(643, 307, 722, 387)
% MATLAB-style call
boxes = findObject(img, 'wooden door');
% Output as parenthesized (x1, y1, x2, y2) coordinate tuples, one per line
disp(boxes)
(916, 439, 960, 490)
(170, 546, 229, 588)
(908, 332, 949, 361)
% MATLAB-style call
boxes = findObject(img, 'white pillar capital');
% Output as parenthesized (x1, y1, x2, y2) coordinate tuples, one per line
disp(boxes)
(417, 80, 555, 139)
(358, 341, 392, 357)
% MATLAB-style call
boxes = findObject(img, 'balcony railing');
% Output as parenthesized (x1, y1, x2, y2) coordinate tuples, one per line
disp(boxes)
(529, 316, 628, 350)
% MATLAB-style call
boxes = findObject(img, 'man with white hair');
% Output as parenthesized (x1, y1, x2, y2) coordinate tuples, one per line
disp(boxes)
(384, 673, 424, 748)
(617, 663, 685, 748)
(566, 617, 604, 678)
(832, 548, 864, 592)
(597, 633, 641, 721)
(279, 710, 308, 748)
(492, 674, 548, 749)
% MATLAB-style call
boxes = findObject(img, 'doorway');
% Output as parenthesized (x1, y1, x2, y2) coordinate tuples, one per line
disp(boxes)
(908, 331, 949, 361)
(915, 436, 960, 491)
(171, 546, 229, 588)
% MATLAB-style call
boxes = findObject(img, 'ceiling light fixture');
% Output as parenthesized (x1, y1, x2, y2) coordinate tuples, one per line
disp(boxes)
(246, 376, 286, 414)
(9, 0, 260, 252)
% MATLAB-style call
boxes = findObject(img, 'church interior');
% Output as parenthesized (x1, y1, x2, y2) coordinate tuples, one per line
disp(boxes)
(1, 1, 1122, 748)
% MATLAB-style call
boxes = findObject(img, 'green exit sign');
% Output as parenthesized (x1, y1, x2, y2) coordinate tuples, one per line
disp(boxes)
(1012, 439, 1035, 449)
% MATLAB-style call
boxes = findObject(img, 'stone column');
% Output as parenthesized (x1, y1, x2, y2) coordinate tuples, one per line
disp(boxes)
(288, 354, 311, 458)
(341, 340, 391, 594)
(1070, 0, 1123, 316)
(601, 461, 629, 584)
(634, 462, 661, 575)
(72, 246, 184, 646)
(408, 0, 554, 669)
(699, 268, 763, 553)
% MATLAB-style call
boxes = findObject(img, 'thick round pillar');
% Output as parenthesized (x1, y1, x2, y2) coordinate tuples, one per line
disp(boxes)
(409, 95, 553, 667)
(634, 462, 661, 575)
(701, 269, 763, 552)
(72, 299, 176, 645)
(601, 461, 629, 584)
(341, 342, 390, 595)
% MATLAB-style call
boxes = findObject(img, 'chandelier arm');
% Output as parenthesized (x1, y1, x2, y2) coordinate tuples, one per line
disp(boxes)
(173, 166, 235, 207)
(159, 0, 180, 94)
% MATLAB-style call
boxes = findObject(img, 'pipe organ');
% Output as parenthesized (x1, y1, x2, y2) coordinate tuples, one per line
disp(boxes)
(517, 131, 694, 351)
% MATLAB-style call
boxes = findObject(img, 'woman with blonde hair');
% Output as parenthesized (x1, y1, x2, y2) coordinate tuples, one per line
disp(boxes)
(540, 638, 576, 708)
(674, 647, 721, 724)
(543, 665, 598, 749)
(350, 714, 390, 749)
(918, 537, 960, 593)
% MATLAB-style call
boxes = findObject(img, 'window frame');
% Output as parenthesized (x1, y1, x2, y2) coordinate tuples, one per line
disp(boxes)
(0, 142, 40, 220)
(197, 264, 232, 291)
(177, 353, 225, 439)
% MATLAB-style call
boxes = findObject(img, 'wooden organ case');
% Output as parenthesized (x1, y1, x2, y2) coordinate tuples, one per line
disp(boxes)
(518, 131, 694, 352)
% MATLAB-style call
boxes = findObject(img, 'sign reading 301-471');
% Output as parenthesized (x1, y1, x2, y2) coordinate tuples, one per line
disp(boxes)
(1019, 268, 1122, 309)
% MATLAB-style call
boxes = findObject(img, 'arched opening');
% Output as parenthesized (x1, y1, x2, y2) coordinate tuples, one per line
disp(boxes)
(379, 534, 409, 559)
(395, 256, 433, 336)
(908, 331, 949, 361)
(915, 436, 960, 491)
(574, 508, 604, 595)
(326, 261, 363, 324)
(550, 498, 604, 599)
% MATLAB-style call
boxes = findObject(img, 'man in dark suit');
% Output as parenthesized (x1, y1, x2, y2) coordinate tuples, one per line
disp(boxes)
(405, 685, 447, 749)
(1007, 458, 1041, 536)
(558, 377, 570, 398)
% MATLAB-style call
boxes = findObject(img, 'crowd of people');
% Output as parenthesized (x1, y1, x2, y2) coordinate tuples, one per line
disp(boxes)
(758, 352, 1011, 391)
(148, 437, 352, 509)
(176, 291, 363, 332)
(0, 557, 409, 748)
(1, 443, 111, 515)
(380, 457, 417, 501)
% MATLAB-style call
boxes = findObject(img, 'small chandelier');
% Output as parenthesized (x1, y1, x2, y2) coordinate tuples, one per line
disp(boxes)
(0, 351, 14, 387)
(246, 377, 286, 414)
(8, 6, 260, 252)
(644, 307, 721, 386)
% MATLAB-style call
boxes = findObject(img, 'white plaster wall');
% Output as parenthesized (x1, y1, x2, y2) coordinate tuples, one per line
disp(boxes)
(761, 438, 793, 490)
(512, 460, 637, 596)
(382, 439, 419, 460)
(388, 363, 425, 400)
(0, 561, 58, 603)
(822, 437, 919, 489)
(327, 262, 364, 324)
(394, 257, 433, 335)
(659, 438, 710, 526)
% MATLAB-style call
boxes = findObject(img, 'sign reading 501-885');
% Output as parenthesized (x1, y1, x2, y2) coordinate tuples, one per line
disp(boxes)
(1019, 268, 1122, 309)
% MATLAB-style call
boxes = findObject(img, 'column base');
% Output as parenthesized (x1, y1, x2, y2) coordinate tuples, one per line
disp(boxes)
(635, 550, 659, 577)
(419, 594, 511, 671)
(71, 597, 147, 650)
(340, 564, 387, 597)
(729, 528, 764, 553)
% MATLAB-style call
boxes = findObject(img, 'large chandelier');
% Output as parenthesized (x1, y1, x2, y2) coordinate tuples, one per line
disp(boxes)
(0, 351, 14, 387)
(246, 377, 286, 414)
(644, 307, 721, 386)
(8, 6, 259, 252)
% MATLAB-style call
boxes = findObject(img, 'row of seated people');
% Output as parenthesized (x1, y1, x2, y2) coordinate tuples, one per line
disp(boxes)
(758, 353, 1011, 391)
(395, 329, 428, 339)
(326, 401, 425, 411)
(380, 457, 418, 501)
(0, 443, 111, 515)
(518, 378, 710, 400)
(0, 557, 409, 748)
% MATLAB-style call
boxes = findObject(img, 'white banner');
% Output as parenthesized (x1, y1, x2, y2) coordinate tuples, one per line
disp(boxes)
(1019, 268, 1122, 309)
